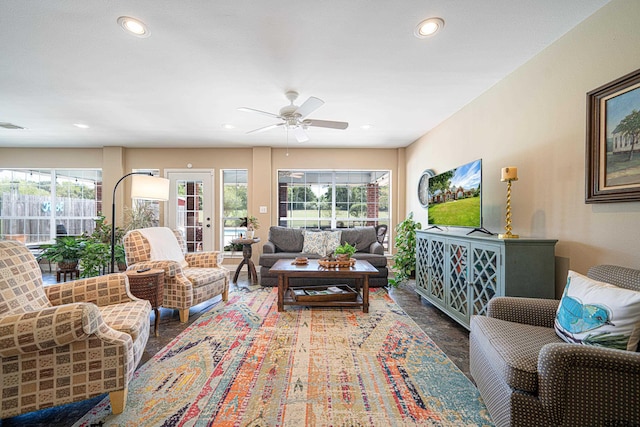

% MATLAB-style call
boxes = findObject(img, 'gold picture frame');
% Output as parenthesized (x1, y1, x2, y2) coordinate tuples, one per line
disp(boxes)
(586, 68, 640, 203)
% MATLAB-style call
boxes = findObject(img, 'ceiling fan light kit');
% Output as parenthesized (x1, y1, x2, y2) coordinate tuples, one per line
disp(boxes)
(239, 91, 349, 142)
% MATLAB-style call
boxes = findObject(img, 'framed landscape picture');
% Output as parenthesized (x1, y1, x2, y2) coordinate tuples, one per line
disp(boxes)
(586, 68, 640, 203)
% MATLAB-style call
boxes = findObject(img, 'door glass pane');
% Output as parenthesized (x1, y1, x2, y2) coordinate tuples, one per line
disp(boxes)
(175, 179, 204, 252)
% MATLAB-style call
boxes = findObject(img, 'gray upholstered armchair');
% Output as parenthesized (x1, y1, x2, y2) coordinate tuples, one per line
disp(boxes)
(470, 265, 640, 427)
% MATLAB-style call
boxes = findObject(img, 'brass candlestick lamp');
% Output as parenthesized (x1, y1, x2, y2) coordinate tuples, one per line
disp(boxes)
(499, 166, 519, 239)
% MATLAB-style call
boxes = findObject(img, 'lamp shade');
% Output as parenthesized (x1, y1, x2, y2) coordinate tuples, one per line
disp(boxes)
(500, 167, 518, 182)
(131, 175, 170, 201)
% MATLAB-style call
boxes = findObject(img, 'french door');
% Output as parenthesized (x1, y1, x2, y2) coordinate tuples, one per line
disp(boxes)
(166, 171, 214, 252)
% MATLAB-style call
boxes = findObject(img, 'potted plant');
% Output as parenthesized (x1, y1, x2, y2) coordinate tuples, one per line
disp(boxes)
(79, 240, 110, 277)
(388, 212, 422, 288)
(40, 235, 84, 272)
(78, 214, 126, 277)
(243, 215, 260, 238)
(334, 242, 357, 261)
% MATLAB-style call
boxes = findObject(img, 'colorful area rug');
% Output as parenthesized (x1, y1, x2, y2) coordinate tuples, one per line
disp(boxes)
(73, 288, 493, 426)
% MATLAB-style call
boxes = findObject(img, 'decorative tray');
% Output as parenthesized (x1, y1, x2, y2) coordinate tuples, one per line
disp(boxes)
(291, 285, 358, 302)
(318, 258, 356, 268)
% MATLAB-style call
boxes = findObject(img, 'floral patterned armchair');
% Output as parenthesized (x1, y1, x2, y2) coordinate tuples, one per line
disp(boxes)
(0, 240, 150, 418)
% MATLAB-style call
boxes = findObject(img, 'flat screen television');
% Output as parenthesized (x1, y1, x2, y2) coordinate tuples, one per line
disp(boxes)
(427, 159, 490, 234)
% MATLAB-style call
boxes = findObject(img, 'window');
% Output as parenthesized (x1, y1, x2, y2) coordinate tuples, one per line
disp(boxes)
(278, 170, 390, 249)
(0, 169, 102, 244)
(222, 169, 248, 251)
(128, 169, 162, 231)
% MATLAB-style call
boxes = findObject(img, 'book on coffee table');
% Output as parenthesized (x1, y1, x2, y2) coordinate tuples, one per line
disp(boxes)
(291, 285, 358, 302)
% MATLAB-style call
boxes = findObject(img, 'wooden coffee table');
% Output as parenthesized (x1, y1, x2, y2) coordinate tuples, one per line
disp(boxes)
(269, 259, 378, 313)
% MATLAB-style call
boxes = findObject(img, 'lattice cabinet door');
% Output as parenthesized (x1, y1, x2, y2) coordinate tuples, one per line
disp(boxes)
(415, 235, 429, 294)
(415, 229, 557, 330)
(469, 243, 501, 317)
(427, 236, 446, 305)
(446, 239, 470, 326)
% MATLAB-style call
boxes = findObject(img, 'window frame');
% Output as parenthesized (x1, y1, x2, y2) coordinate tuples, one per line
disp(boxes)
(277, 169, 391, 249)
(0, 168, 102, 245)
(221, 169, 248, 253)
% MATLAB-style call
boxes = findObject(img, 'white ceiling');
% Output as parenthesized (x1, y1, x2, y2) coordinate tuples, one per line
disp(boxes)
(0, 0, 610, 149)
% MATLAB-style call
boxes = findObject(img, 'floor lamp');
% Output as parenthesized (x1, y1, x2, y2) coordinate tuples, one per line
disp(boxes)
(110, 172, 170, 273)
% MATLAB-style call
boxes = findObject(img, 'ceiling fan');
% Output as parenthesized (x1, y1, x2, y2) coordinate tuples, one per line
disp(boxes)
(238, 91, 349, 142)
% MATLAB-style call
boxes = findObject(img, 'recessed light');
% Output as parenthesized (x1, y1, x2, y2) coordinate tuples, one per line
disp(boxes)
(117, 16, 150, 38)
(73, 123, 89, 129)
(414, 17, 445, 38)
(222, 123, 235, 130)
(360, 124, 374, 130)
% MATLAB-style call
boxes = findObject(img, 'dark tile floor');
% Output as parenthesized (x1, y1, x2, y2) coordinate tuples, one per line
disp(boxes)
(0, 272, 470, 427)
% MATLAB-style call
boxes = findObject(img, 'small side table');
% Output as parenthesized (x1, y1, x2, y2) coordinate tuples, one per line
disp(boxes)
(56, 268, 80, 282)
(231, 237, 260, 286)
(125, 268, 165, 337)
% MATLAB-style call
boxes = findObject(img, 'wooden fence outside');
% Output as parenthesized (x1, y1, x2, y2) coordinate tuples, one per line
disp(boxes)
(0, 193, 98, 244)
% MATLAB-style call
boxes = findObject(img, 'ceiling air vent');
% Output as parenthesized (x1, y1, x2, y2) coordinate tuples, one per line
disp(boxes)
(0, 122, 24, 129)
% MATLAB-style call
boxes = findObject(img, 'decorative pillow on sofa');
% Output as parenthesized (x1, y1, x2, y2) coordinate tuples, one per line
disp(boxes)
(554, 270, 640, 351)
(324, 230, 342, 256)
(302, 230, 326, 256)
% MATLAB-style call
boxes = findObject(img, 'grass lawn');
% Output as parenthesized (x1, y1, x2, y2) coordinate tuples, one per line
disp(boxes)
(606, 151, 640, 173)
(428, 196, 480, 227)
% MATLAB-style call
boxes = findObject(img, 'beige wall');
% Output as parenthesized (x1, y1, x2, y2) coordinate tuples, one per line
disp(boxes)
(405, 0, 640, 295)
(0, 146, 401, 263)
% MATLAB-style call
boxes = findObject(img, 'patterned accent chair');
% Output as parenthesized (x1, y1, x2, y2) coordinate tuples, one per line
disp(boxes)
(470, 265, 640, 427)
(0, 240, 151, 418)
(123, 228, 229, 323)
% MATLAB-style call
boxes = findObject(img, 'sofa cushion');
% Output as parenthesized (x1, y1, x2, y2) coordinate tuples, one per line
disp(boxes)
(555, 270, 640, 351)
(269, 227, 304, 252)
(184, 267, 229, 288)
(341, 226, 377, 252)
(351, 252, 387, 268)
(471, 315, 562, 393)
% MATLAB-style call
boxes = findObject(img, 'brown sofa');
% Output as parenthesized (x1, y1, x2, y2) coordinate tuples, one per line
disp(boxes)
(258, 226, 388, 287)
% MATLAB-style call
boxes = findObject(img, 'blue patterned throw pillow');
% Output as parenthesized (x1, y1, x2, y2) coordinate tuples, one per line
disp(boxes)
(554, 270, 640, 351)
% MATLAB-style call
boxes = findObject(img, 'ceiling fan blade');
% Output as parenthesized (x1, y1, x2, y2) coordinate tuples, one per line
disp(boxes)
(237, 107, 281, 119)
(303, 119, 349, 130)
(295, 96, 324, 119)
(293, 126, 309, 142)
(247, 123, 283, 134)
